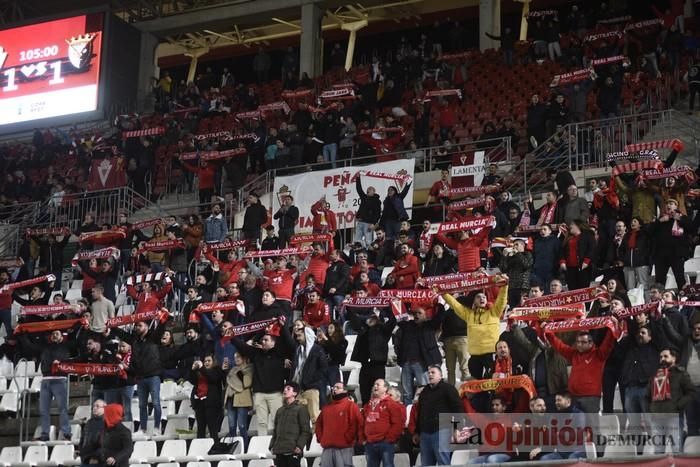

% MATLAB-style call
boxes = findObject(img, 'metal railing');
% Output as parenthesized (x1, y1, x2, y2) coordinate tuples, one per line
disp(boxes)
(236, 136, 513, 211)
(506, 109, 698, 198)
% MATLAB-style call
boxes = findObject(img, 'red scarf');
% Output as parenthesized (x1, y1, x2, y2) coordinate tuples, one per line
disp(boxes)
(537, 203, 556, 225)
(652, 368, 671, 401)
(493, 356, 512, 377)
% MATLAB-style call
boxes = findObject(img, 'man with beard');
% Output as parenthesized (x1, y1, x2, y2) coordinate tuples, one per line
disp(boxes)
(648, 348, 696, 453)
(388, 243, 420, 289)
(685, 320, 700, 436)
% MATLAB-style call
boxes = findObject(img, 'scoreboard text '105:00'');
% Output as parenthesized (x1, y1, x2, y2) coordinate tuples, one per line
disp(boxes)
(0, 33, 98, 92)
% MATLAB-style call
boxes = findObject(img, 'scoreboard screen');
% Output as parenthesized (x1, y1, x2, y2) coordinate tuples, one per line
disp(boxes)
(0, 13, 104, 126)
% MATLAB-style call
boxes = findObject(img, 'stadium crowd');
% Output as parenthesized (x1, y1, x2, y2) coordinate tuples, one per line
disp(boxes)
(1, 1, 700, 467)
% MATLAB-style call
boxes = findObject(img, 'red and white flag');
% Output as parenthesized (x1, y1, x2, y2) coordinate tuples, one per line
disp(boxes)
(121, 127, 165, 139)
(87, 156, 127, 190)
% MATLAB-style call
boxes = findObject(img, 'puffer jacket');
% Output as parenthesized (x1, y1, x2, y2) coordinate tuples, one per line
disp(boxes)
(499, 251, 533, 290)
(270, 400, 311, 454)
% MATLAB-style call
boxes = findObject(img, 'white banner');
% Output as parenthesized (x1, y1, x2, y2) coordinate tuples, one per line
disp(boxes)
(272, 159, 415, 232)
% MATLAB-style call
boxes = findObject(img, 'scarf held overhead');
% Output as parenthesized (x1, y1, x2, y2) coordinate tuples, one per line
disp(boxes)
(459, 375, 537, 400)
(52, 362, 125, 378)
(14, 317, 88, 334)
(438, 216, 494, 234)
(21, 304, 79, 316)
(522, 287, 605, 307)
(0, 274, 55, 293)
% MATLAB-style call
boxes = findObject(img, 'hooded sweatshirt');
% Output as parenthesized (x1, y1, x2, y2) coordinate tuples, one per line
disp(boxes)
(315, 393, 362, 448)
(101, 404, 133, 467)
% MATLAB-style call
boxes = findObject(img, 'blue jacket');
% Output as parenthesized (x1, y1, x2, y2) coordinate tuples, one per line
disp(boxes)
(200, 312, 237, 365)
(204, 213, 228, 243)
(532, 235, 560, 282)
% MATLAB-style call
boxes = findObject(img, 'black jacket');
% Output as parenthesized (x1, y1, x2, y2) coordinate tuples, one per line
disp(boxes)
(113, 324, 166, 379)
(80, 423, 134, 467)
(233, 335, 290, 393)
(560, 230, 596, 268)
(356, 177, 382, 224)
(86, 349, 120, 390)
(273, 205, 300, 230)
(189, 366, 225, 408)
(619, 228, 651, 268)
(36, 236, 69, 271)
(79, 416, 104, 464)
(621, 341, 660, 388)
(416, 381, 464, 433)
(423, 254, 457, 277)
(324, 260, 350, 296)
(395, 309, 444, 366)
(288, 339, 328, 391)
(348, 309, 396, 364)
(243, 201, 268, 232)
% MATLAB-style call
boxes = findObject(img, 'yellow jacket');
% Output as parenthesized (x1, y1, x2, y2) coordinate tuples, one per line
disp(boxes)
(443, 285, 508, 356)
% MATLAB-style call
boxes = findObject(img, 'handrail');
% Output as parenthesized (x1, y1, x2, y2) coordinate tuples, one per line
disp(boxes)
(503, 108, 695, 198)
(236, 136, 513, 211)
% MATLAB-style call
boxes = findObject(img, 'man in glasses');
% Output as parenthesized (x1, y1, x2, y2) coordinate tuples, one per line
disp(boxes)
(80, 400, 106, 466)
(545, 321, 618, 414)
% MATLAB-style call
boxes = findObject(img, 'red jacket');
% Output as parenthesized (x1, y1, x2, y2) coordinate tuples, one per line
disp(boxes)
(316, 395, 362, 448)
(264, 268, 295, 302)
(547, 329, 615, 397)
(127, 281, 173, 314)
(303, 301, 330, 328)
(301, 254, 329, 286)
(357, 282, 381, 297)
(182, 162, 216, 190)
(360, 396, 405, 443)
(436, 227, 490, 272)
(0, 288, 12, 309)
(389, 254, 420, 289)
(311, 201, 337, 233)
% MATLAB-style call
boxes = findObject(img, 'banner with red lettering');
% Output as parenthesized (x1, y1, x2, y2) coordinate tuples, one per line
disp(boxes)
(522, 287, 604, 307)
(508, 307, 585, 322)
(425, 89, 463, 100)
(448, 197, 486, 211)
(342, 297, 392, 308)
(624, 18, 663, 31)
(79, 229, 127, 245)
(139, 239, 185, 253)
(320, 88, 355, 100)
(106, 308, 169, 328)
(438, 51, 472, 61)
(281, 89, 313, 99)
(244, 247, 312, 258)
(195, 300, 244, 314)
(52, 362, 124, 377)
(0, 274, 55, 293)
(268, 159, 415, 232)
(122, 127, 165, 139)
(550, 69, 594, 88)
(258, 101, 291, 114)
(438, 216, 494, 234)
(543, 316, 618, 336)
(230, 318, 280, 337)
(202, 239, 249, 252)
(235, 110, 261, 120)
(200, 148, 248, 161)
(26, 227, 69, 237)
(14, 317, 88, 334)
(87, 156, 128, 190)
(459, 375, 537, 400)
(131, 219, 163, 231)
(418, 272, 507, 293)
(71, 247, 119, 266)
(289, 233, 333, 245)
(584, 30, 624, 42)
(21, 304, 79, 316)
(590, 55, 629, 67)
(358, 169, 412, 184)
(450, 185, 501, 198)
(378, 289, 437, 303)
(614, 302, 660, 320)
